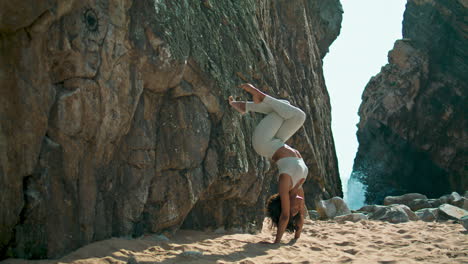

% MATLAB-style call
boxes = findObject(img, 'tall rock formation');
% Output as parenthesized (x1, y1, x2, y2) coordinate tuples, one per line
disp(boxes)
(353, 0, 467, 204)
(0, 0, 342, 259)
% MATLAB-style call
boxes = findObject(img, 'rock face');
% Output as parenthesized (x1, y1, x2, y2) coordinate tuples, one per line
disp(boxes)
(352, 0, 468, 204)
(0, 0, 342, 259)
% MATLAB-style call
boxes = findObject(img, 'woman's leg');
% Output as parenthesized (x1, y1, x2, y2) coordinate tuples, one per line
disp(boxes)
(245, 99, 290, 114)
(247, 96, 306, 142)
(247, 97, 305, 158)
(230, 84, 306, 157)
(240, 83, 306, 142)
(229, 97, 289, 115)
(251, 112, 285, 158)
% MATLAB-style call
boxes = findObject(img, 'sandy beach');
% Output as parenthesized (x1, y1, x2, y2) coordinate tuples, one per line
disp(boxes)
(2, 218, 467, 264)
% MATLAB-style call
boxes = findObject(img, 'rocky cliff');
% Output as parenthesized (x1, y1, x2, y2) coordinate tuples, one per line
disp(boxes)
(0, 0, 342, 259)
(353, 0, 467, 204)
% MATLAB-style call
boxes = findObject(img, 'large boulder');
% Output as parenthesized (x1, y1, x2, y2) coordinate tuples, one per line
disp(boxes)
(415, 208, 439, 222)
(351, 0, 468, 204)
(438, 204, 468, 221)
(383, 193, 427, 206)
(315, 197, 351, 220)
(439, 192, 468, 210)
(0, 0, 343, 259)
(439, 192, 462, 205)
(408, 199, 433, 211)
(357, 205, 386, 214)
(452, 198, 468, 211)
(368, 205, 418, 224)
(334, 213, 368, 223)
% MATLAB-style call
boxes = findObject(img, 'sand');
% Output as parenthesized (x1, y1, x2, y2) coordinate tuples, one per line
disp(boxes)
(2, 219, 467, 264)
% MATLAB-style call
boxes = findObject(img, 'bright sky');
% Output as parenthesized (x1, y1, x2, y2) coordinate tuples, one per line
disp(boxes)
(323, 0, 407, 196)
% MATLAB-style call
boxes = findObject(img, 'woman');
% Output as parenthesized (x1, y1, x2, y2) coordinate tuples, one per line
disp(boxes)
(229, 83, 308, 243)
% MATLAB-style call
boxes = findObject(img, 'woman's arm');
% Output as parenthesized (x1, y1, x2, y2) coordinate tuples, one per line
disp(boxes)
(274, 173, 291, 243)
(294, 189, 305, 239)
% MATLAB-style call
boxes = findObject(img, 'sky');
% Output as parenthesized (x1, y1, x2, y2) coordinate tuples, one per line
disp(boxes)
(323, 0, 407, 198)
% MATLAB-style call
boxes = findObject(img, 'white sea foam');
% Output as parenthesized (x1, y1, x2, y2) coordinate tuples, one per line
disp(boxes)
(344, 173, 367, 210)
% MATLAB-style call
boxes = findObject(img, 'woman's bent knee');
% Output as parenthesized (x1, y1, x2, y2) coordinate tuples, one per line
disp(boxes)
(295, 109, 306, 125)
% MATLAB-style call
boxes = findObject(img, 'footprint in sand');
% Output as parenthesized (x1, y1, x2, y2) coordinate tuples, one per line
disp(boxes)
(310, 246, 323, 251)
(368, 244, 380, 249)
(338, 256, 354, 263)
(396, 229, 407, 234)
(378, 261, 397, 264)
(433, 237, 445, 243)
(343, 248, 359, 255)
(335, 241, 355, 247)
(384, 242, 409, 248)
(337, 231, 354, 235)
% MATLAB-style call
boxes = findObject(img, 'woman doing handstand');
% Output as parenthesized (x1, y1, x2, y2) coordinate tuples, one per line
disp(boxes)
(229, 83, 308, 243)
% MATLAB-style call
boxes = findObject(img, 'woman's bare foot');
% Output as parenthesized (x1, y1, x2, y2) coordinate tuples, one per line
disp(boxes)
(229, 96, 246, 114)
(239, 83, 266, 104)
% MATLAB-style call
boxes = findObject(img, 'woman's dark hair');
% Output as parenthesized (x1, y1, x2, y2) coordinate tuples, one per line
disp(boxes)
(266, 193, 300, 233)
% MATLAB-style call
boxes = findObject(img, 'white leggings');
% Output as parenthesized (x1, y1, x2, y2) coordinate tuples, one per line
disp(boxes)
(246, 95, 306, 159)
